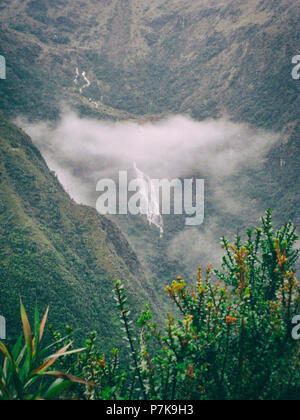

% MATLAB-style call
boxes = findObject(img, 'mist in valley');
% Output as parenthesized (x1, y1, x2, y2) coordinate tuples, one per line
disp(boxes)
(17, 111, 281, 276)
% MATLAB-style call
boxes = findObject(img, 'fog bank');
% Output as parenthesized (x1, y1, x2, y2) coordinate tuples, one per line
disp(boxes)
(17, 112, 280, 272)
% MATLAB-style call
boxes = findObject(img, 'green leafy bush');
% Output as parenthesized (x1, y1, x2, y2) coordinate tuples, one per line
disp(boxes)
(2, 210, 299, 400)
(135, 210, 300, 400)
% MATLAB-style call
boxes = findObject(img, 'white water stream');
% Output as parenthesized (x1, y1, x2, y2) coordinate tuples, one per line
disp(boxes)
(134, 163, 164, 237)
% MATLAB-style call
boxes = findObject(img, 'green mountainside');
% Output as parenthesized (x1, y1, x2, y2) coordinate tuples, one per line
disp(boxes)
(0, 0, 299, 346)
(0, 0, 299, 131)
(0, 0, 299, 228)
(0, 111, 165, 348)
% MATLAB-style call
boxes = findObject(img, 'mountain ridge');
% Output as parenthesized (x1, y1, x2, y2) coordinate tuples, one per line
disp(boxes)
(0, 111, 165, 348)
(0, 0, 299, 132)
(0, 0, 299, 345)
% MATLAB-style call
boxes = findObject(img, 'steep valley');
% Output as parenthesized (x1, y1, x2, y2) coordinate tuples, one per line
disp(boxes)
(0, 0, 299, 347)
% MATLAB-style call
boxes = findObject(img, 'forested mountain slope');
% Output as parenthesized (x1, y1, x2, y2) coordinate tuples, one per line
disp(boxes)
(0, 0, 299, 131)
(0, 0, 299, 341)
(0, 111, 164, 347)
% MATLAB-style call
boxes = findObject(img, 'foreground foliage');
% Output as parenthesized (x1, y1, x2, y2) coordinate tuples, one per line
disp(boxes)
(0, 302, 85, 400)
(1, 210, 299, 400)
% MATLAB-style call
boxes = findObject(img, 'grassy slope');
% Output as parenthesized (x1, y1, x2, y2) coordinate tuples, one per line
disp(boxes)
(0, 0, 299, 128)
(0, 0, 299, 332)
(0, 111, 166, 349)
(0, 0, 299, 216)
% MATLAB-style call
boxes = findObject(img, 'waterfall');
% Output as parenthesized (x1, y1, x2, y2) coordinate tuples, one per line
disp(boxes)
(74, 67, 79, 85)
(133, 163, 164, 237)
(74, 67, 99, 108)
(73, 68, 91, 93)
(81, 71, 91, 93)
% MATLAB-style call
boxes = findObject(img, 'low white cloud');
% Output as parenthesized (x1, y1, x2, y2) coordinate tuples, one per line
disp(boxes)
(16, 112, 280, 271)
(17, 111, 278, 201)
